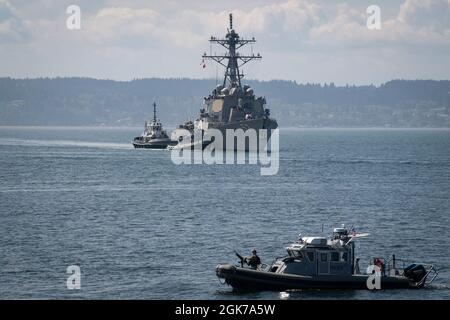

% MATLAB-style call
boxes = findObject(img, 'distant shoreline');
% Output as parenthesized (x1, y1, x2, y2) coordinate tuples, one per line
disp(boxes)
(2, 78, 449, 128)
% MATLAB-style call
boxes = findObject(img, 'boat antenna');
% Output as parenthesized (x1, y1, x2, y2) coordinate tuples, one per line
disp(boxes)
(215, 59, 218, 87)
(153, 102, 157, 122)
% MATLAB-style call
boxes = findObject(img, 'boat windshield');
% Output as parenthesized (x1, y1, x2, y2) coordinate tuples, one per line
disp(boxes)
(288, 249, 304, 259)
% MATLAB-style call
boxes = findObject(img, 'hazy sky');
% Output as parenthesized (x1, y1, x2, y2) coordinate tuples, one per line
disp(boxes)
(1, 0, 449, 85)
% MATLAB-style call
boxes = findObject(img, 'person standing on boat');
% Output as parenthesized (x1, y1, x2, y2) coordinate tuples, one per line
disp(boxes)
(245, 249, 261, 269)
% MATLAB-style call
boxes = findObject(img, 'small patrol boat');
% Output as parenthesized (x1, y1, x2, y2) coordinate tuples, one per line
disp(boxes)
(133, 102, 176, 149)
(216, 225, 438, 291)
(167, 120, 212, 151)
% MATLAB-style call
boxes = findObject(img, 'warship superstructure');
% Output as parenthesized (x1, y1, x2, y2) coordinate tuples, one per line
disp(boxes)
(133, 102, 175, 149)
(171, 14, 278, 150)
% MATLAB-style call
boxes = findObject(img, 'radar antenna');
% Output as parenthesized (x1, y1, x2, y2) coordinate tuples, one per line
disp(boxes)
(202, 13, 261, 88)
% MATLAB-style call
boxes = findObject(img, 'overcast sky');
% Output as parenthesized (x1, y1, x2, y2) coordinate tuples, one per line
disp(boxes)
(1, 0, 449, 85)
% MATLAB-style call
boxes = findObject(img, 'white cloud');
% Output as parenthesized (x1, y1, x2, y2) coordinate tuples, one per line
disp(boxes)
(0, 0, 449, 84)
(233, 0, 320, 33)
(78, 0, 450, 51)
(79, 0, 321, 48)
(308, 3, 367, 46)
(84, 7, 158, 44)
(0, 0, 29, 41)
(307, 0, 450, 48)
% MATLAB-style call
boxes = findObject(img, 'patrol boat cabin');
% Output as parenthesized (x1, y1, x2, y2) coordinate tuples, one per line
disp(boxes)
(270, 227, 355, 276)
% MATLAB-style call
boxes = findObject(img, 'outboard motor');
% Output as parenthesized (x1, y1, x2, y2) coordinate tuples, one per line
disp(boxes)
(404, 264, 427, 284)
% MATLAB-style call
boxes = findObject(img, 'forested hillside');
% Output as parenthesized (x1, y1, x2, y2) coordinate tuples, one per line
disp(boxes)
(1, 77, 449, 127)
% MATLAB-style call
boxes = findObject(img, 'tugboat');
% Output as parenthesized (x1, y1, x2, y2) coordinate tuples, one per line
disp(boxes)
(216, 225, 438, 290)
(133, 102, 175, 149)
(170, 13, 278, 150)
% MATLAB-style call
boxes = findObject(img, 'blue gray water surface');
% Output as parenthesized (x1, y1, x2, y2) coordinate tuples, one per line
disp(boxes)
(0, 127, 449, 299)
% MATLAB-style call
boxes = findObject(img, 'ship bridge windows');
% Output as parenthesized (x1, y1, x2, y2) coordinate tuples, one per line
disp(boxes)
(306, 251, 315, 262)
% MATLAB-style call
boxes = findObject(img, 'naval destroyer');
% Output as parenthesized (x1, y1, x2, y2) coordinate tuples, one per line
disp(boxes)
(171, 14, 278, 150)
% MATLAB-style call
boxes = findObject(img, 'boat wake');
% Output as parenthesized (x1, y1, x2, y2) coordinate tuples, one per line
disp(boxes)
(0, 138, 132, 150)
(427, 283, 450, 290)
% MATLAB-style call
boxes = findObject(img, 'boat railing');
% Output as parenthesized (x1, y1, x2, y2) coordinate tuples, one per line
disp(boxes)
(386, 257, 409, 276)
(368, 256, 416, 276)
(369, 257, 439, 285)
(366, 256, 405, 276)
(416, 264, 439, 286)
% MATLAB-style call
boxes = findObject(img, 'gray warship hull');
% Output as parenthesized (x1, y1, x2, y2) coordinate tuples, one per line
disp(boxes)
(209, 118, 278, 151)
(171, 117, 278, 151)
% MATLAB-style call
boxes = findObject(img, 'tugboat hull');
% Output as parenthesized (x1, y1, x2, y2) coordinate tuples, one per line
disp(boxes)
(132, 138, 176, 149)
(133, 143, 171, 149)
(133, 141, 175, 149)
(216, 264, 419, 291)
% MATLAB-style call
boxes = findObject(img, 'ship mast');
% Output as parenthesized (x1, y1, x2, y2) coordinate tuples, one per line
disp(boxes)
(202, 13, 261, 88)
(153, 102, 157, 122)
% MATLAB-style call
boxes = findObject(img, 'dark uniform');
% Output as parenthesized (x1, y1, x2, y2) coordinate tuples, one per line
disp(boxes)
(245, 251, 261, 269)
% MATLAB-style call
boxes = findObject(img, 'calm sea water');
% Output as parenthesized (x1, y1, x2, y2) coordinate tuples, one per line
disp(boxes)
(0, 127, 449, 299)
